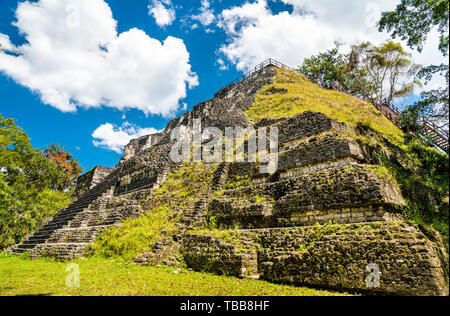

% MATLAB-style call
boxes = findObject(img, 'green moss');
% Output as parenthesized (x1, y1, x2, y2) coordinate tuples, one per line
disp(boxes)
(364, 164, 397, 183)
(224, 174, 253, 190)
(245, 67, 405, 146)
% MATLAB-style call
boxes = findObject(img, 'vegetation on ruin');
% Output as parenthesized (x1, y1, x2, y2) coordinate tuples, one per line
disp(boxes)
(246, 67, 405, 146)
(357, 126, 449, 248)
(0, 254, 350, 296)
(246, 67, 448, 249)
(187, 221, 402, 256)
(87, 163, 217, 261)
(299, 41, 421, 105)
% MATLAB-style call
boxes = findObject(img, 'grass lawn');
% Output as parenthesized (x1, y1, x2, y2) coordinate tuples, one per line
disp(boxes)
(0, 254, 351, 296)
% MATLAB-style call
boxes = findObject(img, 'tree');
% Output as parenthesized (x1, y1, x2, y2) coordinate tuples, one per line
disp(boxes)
(411, 63, 449, 133)
(299, 46, 348, 86)
(378, 0, 449, 56)
(379, 0, 449, 132)
(347, 41, 421, 105)
(44, 144, 82, 190)
(0, 115, 82, 249)
(300, 41, 421, 105)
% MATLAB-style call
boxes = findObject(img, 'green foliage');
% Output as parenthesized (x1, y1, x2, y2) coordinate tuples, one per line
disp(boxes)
(0, 115, 79, 249)
(88, 163, 217, 261)
(299, 41, 421, 105)
(379, 0, 449, 130)
(364, 164, 396, 183)
(401, 64, 449, 133)
(378, 0, 449, 55)
(347, 41, 421, 104)
(362, 131, 449, 248)
(224, 174, 252, 190)
(205, 215, 218, 230)
(299, 45, 352, 89)
(44, 144, 83, 189)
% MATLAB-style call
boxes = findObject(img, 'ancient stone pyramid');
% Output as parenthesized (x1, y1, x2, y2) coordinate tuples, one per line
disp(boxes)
(10, 63, 448, 296)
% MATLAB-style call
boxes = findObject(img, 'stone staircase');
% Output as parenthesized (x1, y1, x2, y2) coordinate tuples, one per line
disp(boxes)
(181, 199, 209, 229)
(27, 196, 143, 260)
(9, 159, 173, 260)
(212, 162, 229, 191)
(9, 167, 137, 259)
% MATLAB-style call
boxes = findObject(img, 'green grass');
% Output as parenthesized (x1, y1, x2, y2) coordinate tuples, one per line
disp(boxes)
(246, 68, 405, 146)
(0, 254, 351, 296)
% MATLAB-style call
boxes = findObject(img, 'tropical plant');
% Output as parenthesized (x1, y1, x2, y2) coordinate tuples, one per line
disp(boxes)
(0, 115, 81, 249)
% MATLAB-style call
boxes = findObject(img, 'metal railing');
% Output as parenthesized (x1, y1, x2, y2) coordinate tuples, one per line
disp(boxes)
(420, 118, 449, 151)
(222, 58, 449, 153)
(224, 58, 295, 89)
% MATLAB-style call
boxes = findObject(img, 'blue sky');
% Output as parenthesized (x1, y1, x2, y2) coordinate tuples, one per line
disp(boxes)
(0, 0, 446, 172)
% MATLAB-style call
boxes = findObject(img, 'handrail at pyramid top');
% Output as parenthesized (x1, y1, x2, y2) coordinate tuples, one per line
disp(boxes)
(219, 58, 448, 153)
(223, 58, 295, 89)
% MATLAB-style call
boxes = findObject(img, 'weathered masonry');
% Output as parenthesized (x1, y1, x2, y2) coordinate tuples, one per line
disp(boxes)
(9, 62, 448, 296)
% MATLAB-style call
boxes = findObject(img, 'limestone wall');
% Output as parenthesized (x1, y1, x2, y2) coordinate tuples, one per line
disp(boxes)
(257, 111, 349, 144)
(255, 223, 448, 296)
(182, 222, 449, 296)
(122, 133, 163, 162)
(72, 166, 114, 199)
(182, 234, 258, 278)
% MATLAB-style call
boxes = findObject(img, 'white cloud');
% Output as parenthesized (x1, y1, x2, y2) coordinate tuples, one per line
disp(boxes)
(0, 0, 197, 116)
(217, 0, 448, 92)
(218, 0, 391, 71)
(0, 34, 21, 54)
(148, 0, 176, 27)
(92, 122, 161, 154)
(217, 58, 228, 70)
(192, 0, 216, 27)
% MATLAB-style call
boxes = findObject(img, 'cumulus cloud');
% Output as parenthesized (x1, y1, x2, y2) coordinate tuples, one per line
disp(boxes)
(92, 122, 161, 154)
(217, 0, 448, 92)
(0, 34, 21, 54)
(217, 0, 389, 71)
(148, 0, 176, 27)
(0, 0, 197, 116)
(192, 0, 216, 27)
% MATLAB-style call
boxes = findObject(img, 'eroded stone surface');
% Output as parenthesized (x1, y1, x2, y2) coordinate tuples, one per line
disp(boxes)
(9, 65, 448, 296)
(182, 222, 449, 296)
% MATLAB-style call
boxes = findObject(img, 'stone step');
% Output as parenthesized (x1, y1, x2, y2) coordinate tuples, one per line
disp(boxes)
(46, 225, 115, 243)
(29, 243, 90, 261)
(10, 167, 122, 256)
(71, 204, 141, 224)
